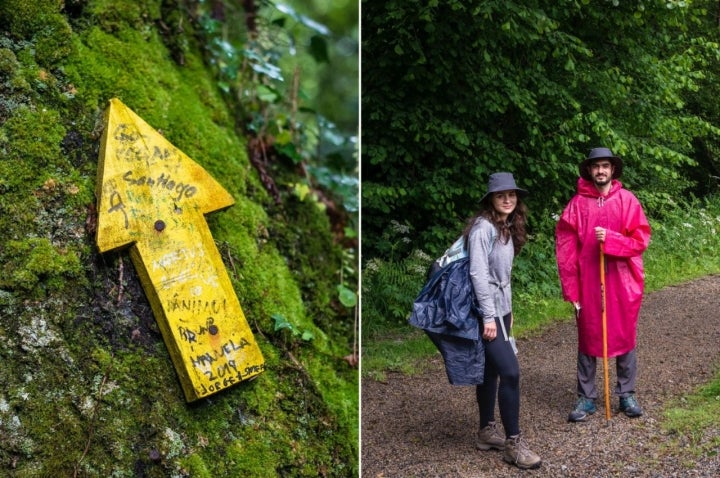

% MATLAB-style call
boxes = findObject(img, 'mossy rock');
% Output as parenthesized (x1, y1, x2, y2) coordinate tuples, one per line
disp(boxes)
(0, 1, 357, 476)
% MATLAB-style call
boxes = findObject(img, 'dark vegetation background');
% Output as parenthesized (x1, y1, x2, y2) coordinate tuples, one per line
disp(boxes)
(363, 0, 720, 257)
(0, 0, 358, 476)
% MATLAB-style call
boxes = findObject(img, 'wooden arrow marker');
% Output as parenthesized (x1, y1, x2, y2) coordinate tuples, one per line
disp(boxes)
(96, 98, 265, 402)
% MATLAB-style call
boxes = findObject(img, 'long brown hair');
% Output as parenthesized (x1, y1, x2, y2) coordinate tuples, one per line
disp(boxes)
(462, 194, 528, 257)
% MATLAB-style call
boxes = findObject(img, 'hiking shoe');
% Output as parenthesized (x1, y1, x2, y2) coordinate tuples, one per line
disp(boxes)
(503, 434, 541, 470)
(476, 421, 505, 451)
(568, 397, 596, 422)
(619, 394, 643, 418)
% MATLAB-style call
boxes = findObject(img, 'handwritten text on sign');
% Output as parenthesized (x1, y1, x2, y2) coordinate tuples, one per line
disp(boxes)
(96, 98, 265, 401)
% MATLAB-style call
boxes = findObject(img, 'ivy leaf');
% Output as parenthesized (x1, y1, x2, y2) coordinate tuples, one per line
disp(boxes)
(271, 313, 294, 332)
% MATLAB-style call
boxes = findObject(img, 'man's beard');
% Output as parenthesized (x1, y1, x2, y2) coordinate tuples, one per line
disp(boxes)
(593, 176, 610, 186)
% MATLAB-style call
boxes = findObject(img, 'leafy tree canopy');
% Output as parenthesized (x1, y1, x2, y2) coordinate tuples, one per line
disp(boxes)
(362, 0, 720, 259)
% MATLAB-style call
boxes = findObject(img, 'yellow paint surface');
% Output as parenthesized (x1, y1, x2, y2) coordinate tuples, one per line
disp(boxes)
(96, 98, 264, 401)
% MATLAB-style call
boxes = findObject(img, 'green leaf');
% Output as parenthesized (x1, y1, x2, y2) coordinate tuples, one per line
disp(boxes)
(257, 85, 279, 103)
(275, 4, 330, 35)
(337, 284, 358, 308)
(275, 129, 293, 145)
(309, 35, 329, 63)
(271, 313, 294, 332)
(292, 182, 312, 201)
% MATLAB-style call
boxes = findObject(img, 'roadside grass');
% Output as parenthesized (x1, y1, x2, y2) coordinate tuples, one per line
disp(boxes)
(361, 328, 437, 382)
(662, 374, 720, 457)
(362, 196, 720, 438)
(361, 294, 572, 383)
(643, 203, 720, 290)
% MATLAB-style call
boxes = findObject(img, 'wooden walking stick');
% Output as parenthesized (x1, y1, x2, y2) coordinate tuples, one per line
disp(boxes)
(600, 243, 611, 420)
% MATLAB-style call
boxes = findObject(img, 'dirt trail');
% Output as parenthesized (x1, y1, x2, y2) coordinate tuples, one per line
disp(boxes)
(361, 276, 720, 477)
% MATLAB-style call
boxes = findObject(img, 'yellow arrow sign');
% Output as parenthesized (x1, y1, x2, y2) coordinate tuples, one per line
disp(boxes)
(96, 98, 265, 402)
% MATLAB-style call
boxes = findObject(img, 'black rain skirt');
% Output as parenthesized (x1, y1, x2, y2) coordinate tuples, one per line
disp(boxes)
(409, 257, 485, 385)
(425, 330, 485, 385)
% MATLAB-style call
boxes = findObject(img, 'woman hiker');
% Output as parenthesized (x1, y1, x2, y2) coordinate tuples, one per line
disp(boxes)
(465, 172, 541, 470)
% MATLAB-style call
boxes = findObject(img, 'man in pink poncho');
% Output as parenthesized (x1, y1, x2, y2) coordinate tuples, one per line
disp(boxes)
(555, 147, 651, 422)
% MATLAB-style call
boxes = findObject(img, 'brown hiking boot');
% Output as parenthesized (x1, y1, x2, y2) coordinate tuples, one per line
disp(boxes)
(476, 421, 505, 451)
(503, 434, 541, 469)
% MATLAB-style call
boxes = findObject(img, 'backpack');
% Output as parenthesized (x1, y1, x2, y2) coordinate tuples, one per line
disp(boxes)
(428, 225, 496, 279)
(427, 236, 466, 280)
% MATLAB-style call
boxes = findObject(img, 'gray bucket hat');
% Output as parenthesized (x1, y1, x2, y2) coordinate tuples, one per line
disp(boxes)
(579, 147, 623, 181)
(480, 172, 529, 203)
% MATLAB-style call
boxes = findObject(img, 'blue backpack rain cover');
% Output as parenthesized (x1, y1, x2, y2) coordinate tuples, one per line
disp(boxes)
(408, 257, 485, 385)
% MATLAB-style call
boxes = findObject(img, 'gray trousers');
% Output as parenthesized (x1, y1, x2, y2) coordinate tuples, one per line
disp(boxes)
(577, 349, 637, 399)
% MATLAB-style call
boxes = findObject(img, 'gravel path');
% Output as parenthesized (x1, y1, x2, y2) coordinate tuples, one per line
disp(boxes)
(361, 276, 720, 477)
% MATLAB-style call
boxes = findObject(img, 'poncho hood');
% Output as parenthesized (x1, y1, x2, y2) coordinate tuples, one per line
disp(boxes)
(576, 177, 623, 199)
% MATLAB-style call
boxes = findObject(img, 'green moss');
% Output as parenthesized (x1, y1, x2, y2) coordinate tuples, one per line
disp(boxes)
(85, 0, 162, 33)
(89, 347, 114, 370)
(0, 107, 67, 176)
(0, 238, 84, 294)
(34, 14, 76, 68)
(0, 46, 32, 96)
(0, 48, 20, 76)
(225, 439, 280, 477)
(0, 0, 63, 38)
(179, 453, 210, 478)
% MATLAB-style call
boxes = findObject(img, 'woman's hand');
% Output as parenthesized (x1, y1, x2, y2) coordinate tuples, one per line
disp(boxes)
(483, 321, 497, 340)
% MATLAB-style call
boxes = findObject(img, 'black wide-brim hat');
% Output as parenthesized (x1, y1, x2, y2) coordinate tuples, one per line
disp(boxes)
(480, 172, 529, 203)
(579, 147, 623, 181)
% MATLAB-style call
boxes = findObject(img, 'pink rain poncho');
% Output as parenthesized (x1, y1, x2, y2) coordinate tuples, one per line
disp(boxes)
(555, 178, 651, 358)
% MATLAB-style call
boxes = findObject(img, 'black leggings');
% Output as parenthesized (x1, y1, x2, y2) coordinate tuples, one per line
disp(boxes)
(476, 313, 520, 437)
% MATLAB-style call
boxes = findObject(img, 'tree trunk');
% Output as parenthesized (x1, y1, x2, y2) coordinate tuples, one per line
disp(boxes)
(0, 1, 357, 476)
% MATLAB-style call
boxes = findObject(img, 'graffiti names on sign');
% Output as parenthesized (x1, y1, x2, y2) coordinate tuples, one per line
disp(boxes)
(95, 98, 265, 402)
